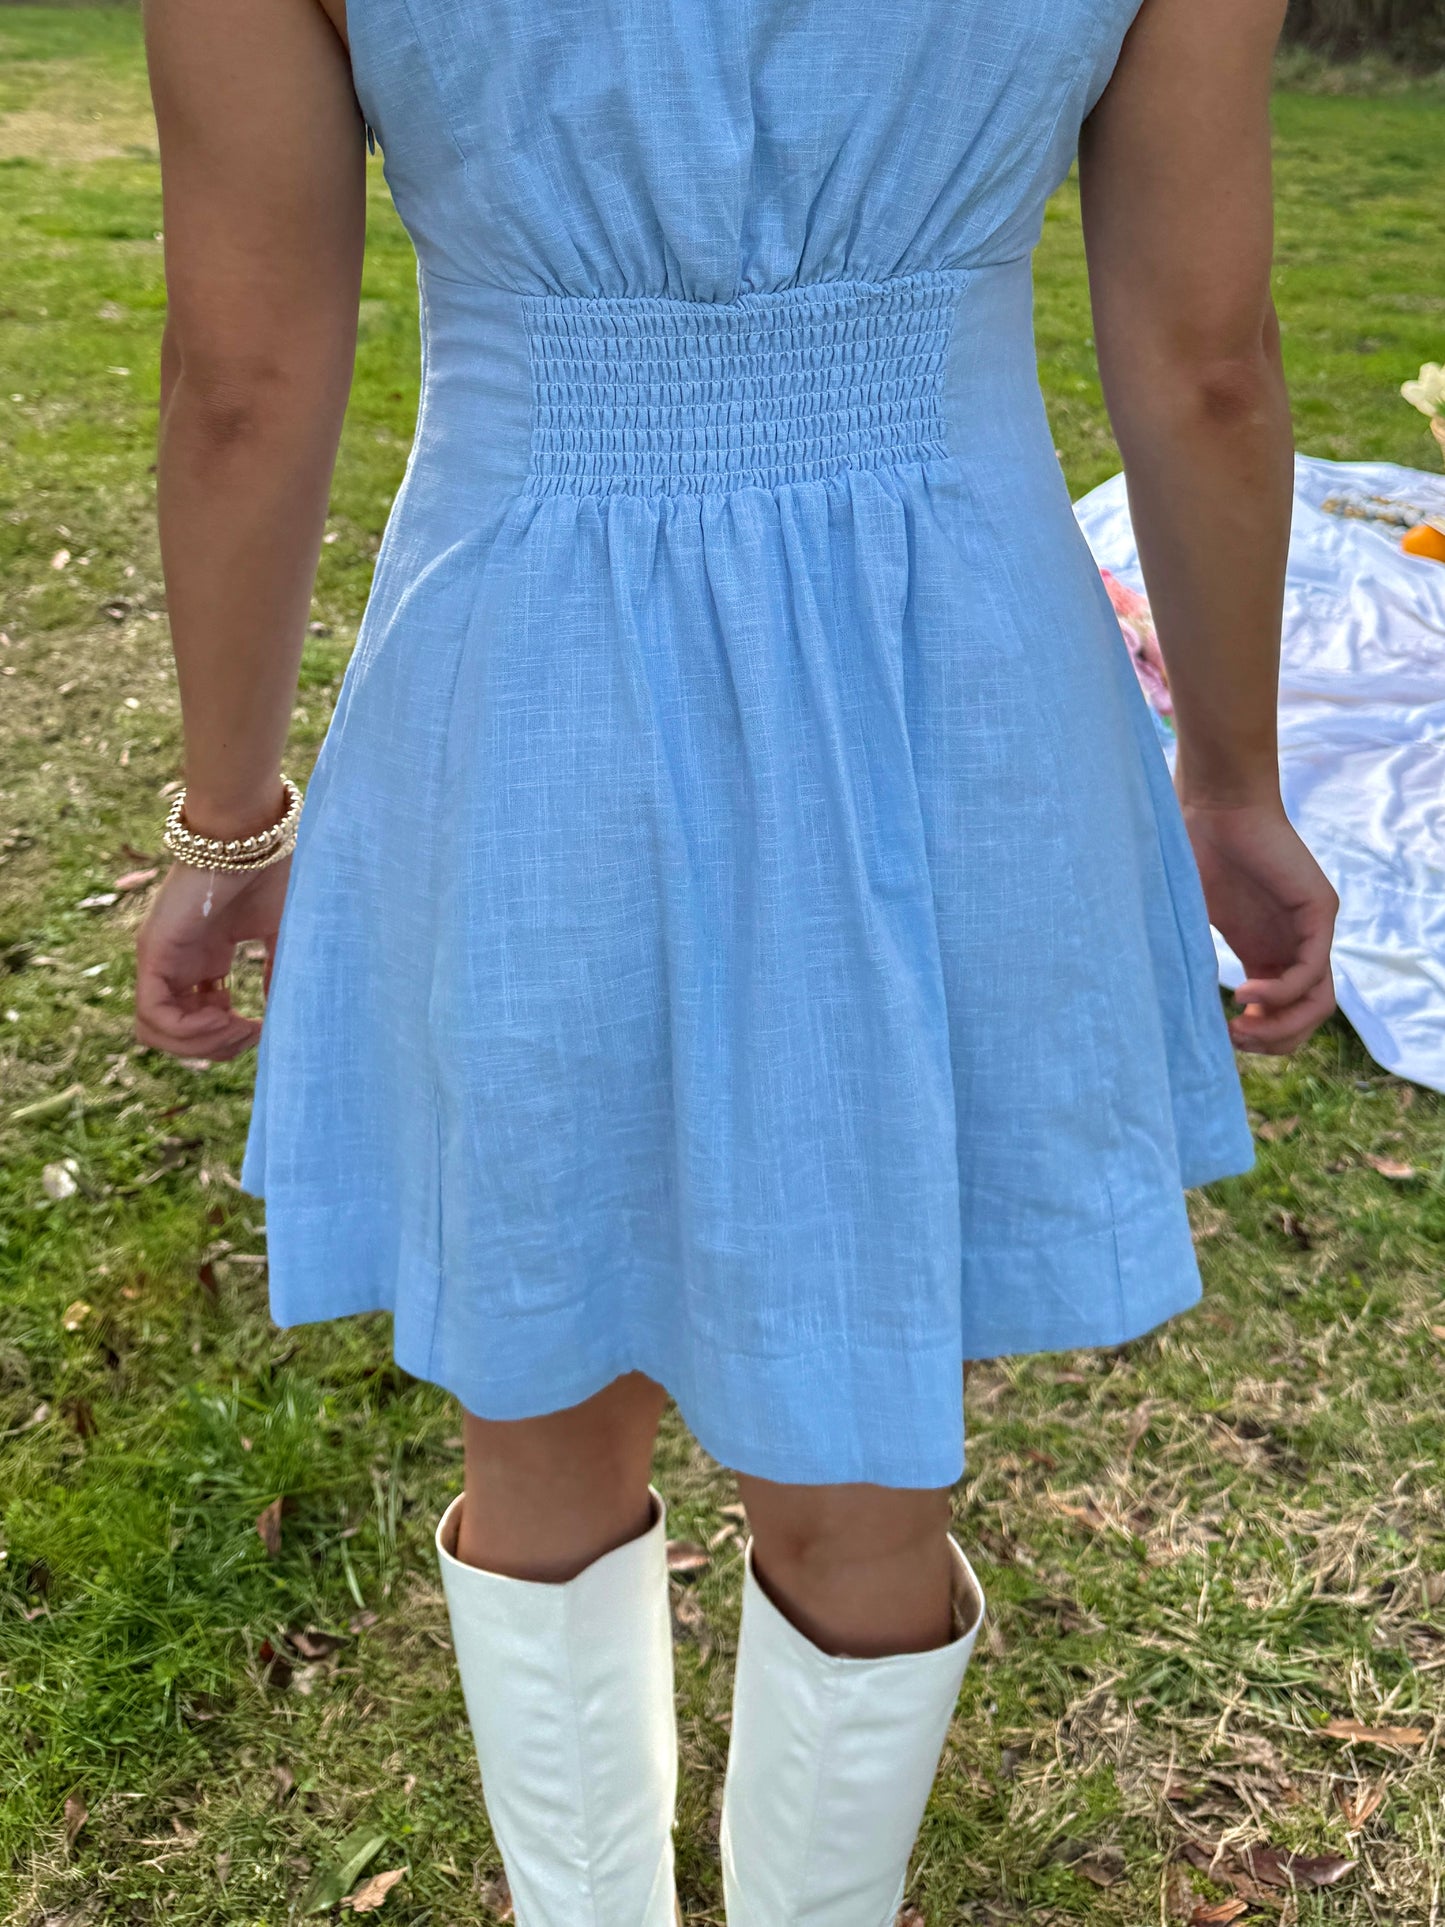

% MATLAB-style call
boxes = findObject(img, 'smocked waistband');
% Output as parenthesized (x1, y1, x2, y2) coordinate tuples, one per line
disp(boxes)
(413, 261, 1037, 502)
(523, 273, 965, 496)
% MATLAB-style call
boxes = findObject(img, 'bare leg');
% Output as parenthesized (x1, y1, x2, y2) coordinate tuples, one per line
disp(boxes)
(439, 1371, 679, 1926)
(456, 1369, 669, 1579)
(733, 1474, 956, 1656)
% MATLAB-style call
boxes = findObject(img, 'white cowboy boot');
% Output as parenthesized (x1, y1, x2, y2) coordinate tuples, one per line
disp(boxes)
(435, 1487, 681, 1927)
(719, 1534, 985, 1926)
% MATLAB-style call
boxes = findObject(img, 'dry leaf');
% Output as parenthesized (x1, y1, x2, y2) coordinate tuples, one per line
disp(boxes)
(666, 1540, 710, 1577)
(897, 1912, 926, 1926)
(1336, 1781, 1386, 1829)
(61, 1396, 97, 1440)
(1276, 1209, 1312, 1249)
(256, 1498, 286, 1557)
(51, 548, 71, 570)
(257, 1638, 293, 1689)
(1257, 1115, 1299, 1141)
(1190, 1903, 1247, 1925)
(1164, 1865, 1199, 1920)
(61, 1298, 91, 1329)
(1321, 1718, 1426, 1746)
(1053, 1500, 1108, 1531)
(1074, 1848, 1125, 1887)
(287, 1627, 347, 1660)
(349, 1609, 379, 1633)
(63, 1792, 87, 1852)
(479, 1871, 514, 1920)
(1365, 1154, 1416, 1180)
(346, 1868, 406, 1913)
(113, 868, 158, 893)
(1240, 1846, 1355, 1890)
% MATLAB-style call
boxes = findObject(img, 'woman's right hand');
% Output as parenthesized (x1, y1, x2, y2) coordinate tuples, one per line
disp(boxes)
(1180, 797, 1338, 1055)
(134, 858, 290, 1062)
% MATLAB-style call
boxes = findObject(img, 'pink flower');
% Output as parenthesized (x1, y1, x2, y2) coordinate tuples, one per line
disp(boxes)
(1100, 568, 1173, 720)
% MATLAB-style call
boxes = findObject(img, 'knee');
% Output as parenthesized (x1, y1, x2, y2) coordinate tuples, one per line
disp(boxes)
(746, 1483, 953, 1585)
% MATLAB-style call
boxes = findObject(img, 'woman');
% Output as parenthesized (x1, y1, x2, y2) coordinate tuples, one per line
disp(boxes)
(134, 0, 1336, 1916)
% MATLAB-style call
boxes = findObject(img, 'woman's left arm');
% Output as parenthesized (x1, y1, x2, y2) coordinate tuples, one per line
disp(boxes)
(135, 0, 364, 1059)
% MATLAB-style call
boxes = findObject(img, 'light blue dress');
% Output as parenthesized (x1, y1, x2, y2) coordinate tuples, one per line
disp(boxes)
(241, 0, 1257, 1487)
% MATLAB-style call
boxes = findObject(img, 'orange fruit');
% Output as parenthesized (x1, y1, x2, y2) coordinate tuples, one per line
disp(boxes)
(1402, 521, 1445, 563)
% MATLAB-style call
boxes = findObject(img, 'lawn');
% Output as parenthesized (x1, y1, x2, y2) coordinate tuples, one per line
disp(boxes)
(2, 9, 1444, 1924)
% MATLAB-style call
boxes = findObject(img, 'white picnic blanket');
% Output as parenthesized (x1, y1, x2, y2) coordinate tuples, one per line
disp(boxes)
(1074, 455, 1445, 1094)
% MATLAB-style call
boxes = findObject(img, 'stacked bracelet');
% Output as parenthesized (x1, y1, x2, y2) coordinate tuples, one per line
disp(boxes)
(162, 775, 304, 873)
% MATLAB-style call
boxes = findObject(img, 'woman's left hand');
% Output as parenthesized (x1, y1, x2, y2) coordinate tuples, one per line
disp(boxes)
(134, 859, 290, 1062)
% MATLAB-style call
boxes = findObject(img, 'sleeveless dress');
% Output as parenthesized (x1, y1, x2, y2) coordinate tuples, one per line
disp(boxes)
(240, 0, 1257, 1488)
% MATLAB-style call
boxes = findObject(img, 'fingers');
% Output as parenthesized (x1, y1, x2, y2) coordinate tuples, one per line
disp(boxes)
(1229, 969, 1336, 1056)
(134, 964, 261, 1061)
(1234, 909, 1335, 1012)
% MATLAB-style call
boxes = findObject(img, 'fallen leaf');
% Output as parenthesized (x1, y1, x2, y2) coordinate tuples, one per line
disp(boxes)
(61, 1396, 97, 1440)
(51, 548, 71, 570)
(897, 1912, 926, 1926)
(1257, 1115, 1299, 1141)
(479, 1871, 514, 1920)
(1336, 1781, 1386, 1829)
(1320, 1718, 1426, 1746)
(666, 1539, 710, 1577)
(1189, 1903, 1247, 1925)
(287, 1627, 347, 1660)
(272, 1763, 296, 1801)
(1074, 1848, 1125, 1887)
(77, 893, 118, 911)
(1240, 1846, 1355, 1890)
(63, 1791, 87, 1851)
(113, 867, 158, 893)
(349, 1609, 379, 1633)
(1276, 1209, 1312, 1249)
(1365, 1155, 1416, 1181)
(345, 1868, 406, 1913)
(61, 1298, 91, 1330)
(1422, 1572, 1445, 1608)
(1179, 1843, 1270, 1907)
(43, 1161, 80, 1202)
(257, 1638, 293, 1689)
(255, 1498, 286, 1557)
(1163, 1865, 1199, 1921)
(299, 1827, 388, 1915)
(1053, 1500, 1108, 1531)
(197, 1260, 219, 1300)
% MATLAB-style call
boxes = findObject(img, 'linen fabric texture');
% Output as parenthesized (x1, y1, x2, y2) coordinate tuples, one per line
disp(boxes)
(241, 0, 1256, 1488)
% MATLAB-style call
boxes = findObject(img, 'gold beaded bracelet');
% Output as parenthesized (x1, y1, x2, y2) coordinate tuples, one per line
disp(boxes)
(162, 775, 304, 873)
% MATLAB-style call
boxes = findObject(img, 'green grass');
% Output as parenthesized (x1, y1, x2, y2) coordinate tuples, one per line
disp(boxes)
(3, 9, 1444, 1923)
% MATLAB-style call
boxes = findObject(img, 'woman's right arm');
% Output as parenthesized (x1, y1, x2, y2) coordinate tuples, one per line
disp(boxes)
(1078, 0, 1337, 1055)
